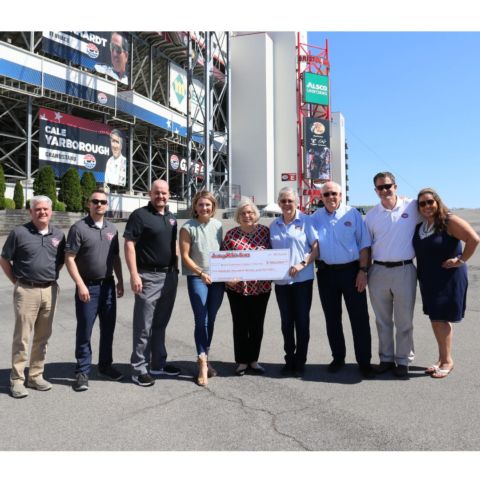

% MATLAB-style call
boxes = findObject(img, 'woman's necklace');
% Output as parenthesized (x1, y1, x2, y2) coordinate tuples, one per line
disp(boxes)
(419, 220, 435, 239)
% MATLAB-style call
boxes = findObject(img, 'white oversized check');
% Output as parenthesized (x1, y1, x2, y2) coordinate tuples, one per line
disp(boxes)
(209, 249, 291, 282)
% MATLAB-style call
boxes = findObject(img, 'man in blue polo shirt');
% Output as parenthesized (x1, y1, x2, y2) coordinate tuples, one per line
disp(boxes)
(124, 179, 180, 387)
(65, 189, 124, 392)
(309, 181, 374, 379)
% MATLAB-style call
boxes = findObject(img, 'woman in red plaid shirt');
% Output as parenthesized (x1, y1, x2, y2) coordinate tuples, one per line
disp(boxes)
(222, 198, 272, 376)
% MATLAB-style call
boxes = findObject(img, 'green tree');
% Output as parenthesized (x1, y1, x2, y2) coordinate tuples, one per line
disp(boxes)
(33, 166, 57, 204)
(81, 171, 97, 212)
(58, 167, 82, 212)
(13, 181, 24, 209)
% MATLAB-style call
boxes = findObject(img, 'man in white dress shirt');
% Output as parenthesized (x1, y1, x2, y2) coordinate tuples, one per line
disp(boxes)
(364, 172, 421, 378)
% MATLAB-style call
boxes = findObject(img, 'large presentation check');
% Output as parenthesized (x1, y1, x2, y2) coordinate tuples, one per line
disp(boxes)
(209, 249, 291, 282)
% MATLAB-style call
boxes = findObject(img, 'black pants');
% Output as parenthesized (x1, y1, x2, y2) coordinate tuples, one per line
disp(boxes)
(226, 289, 270, 364)
(316, 265, 371, 366)
(275, 280, 313, 368)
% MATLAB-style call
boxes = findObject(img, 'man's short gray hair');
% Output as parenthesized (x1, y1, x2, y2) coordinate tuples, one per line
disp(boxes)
(321, 181, 341, 193)
(277, 186, 298, 204)
(30, 195, 52, 209)
(234, 197, 260, 224)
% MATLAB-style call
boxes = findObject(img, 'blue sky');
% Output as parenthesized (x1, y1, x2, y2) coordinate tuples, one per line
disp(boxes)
(308, 32, 480, 208)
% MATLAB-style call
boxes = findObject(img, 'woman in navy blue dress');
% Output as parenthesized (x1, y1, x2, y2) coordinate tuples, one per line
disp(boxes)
(413, 188, 479, 378)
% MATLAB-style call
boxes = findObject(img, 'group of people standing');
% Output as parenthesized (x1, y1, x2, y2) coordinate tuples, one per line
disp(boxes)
(1, 171, 478, 399)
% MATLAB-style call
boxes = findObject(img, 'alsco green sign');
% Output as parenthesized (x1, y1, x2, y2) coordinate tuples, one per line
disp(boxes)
(303, 72, 329, 106)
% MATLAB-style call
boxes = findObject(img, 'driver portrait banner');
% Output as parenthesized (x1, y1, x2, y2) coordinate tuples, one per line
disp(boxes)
(42, 31, 130, 85)
(38, 108, 125, 184)
(303, 117, 331, 181)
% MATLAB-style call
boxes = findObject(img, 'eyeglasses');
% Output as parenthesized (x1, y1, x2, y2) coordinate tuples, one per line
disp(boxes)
(280, 199, 294, 204)
(90, 199, 108, 206)
(323, 191, 338, 198)
(418, 199, 435, 208)
(375, 183, 394, 191)
(110, 43, 125, 55)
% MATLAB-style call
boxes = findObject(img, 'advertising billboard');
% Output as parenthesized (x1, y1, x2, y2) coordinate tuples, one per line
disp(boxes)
(303, 72, 329, 106)
(169, 63, 205, 123)
(42, 31, 130, 85)
(303, 118, 331, 181)
(38, 108, 127, 186)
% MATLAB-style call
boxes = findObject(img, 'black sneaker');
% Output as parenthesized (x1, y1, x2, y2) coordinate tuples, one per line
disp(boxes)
(327, 359, 345, 373)
(359, 365, 376, 379)
(132, 373, 155, 386)
(393, 364, 409, 378)
(293, 365, 305, 378)
(73, 373, 89, 392)
(98, 365, 124, 381)
(150, 364, 181, 376)
(373, 361, 396, 374)
(281, 364, 294, 376)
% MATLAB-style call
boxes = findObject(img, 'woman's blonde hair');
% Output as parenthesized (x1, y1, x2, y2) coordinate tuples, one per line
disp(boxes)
(191, 190, 217, 219)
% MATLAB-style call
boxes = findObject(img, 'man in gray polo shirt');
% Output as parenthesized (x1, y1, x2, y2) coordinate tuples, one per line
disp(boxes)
(65, 189, 124, 392)
(0, 195, 65, 399)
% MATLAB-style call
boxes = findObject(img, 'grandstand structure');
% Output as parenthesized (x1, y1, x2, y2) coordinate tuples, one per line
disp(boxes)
(0, 31, 230, 210)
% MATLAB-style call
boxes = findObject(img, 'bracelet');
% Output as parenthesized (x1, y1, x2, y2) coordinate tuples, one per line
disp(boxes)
(457, 255, 465, 264)
(198, 270, 204, 277)
(300, 260, 307, 267)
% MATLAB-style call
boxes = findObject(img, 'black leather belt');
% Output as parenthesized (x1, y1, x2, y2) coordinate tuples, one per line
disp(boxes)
(84, 276, 114, 286)
(18, 280, 55, 288)
(374, 260, 413, 268)
(315, 260, 358, 271)
(138, 265, 176, 273)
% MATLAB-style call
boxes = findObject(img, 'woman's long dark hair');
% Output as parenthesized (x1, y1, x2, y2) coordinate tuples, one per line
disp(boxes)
(417, 187, 450, 232)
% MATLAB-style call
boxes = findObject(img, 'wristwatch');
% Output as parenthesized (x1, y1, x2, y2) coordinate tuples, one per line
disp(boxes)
(359, 266, 369, 274)
(300, 260, 307, 267)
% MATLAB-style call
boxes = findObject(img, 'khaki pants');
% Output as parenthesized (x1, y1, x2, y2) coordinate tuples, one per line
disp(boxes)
(11, 283, 59, 385)
(368, 263, 416, 366)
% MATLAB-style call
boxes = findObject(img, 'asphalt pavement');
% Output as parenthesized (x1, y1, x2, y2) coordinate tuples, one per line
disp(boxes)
(1, 211, 480, 452)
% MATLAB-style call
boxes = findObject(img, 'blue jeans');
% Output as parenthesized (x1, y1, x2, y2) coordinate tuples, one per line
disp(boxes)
(187, 276, 225, 356)
(275, 280, 313, 368)
(75, 278, 116, 375)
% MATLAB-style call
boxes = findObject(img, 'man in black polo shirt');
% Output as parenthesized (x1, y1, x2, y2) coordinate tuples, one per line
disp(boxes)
(65, 189, 124, 392)
(124, 179, 180, 386)
(0, 195, 65, 399)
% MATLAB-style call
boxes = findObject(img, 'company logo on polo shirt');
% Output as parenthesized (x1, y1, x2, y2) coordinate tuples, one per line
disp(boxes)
(51, 237, 61, 248)
(169, 218, 176, 226)
(84, 154, 96, 169)
(86, 43, 100, 59)
(106, 232, 114, 241)
(344, 221, 352, 227)
(401, 213, 409, 218)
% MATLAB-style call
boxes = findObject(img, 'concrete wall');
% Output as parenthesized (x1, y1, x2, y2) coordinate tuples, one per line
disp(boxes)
(231, 32, 275, 206)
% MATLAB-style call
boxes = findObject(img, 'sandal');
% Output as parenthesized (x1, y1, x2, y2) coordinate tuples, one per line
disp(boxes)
(197, 355, 208, 386)
(207, 362, 217, 378)
(431, 365, 454, 379)
(424, 364, 440, 374)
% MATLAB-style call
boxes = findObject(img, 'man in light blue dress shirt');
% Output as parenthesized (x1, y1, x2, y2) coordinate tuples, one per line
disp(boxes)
(309, 181, 374, 379)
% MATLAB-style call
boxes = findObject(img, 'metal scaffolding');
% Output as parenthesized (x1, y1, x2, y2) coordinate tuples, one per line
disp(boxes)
(0, 31, 230, 209)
